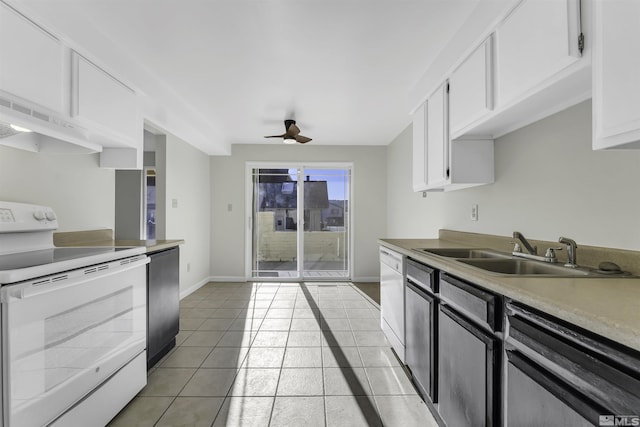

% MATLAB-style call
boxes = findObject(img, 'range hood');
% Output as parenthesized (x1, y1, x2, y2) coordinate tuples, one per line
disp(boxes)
(0, 94, 102, 154)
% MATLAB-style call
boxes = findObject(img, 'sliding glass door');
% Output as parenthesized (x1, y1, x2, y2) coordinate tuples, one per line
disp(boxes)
(248, 164, 351, 280)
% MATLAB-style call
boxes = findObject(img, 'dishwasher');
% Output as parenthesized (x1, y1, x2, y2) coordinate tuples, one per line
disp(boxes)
(405, 258, 438, 403)
(380, 247, 405, 362)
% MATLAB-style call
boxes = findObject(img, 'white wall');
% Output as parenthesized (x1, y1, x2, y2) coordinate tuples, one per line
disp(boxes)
(0, 146, 115, 231)
(210, 144, 387, 281)
(387, 100, 640, 250)
(162, 133, 211, 295)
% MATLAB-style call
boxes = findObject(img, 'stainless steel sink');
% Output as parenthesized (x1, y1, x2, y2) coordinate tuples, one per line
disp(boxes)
(458, 258, 591, 276)
(415, 248, 510, 259)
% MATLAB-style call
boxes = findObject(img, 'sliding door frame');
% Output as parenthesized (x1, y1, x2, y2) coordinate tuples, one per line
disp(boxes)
(244, 161, 354, 281)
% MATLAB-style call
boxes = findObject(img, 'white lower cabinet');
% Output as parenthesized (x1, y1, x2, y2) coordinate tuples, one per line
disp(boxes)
(592, 0, 640, 149)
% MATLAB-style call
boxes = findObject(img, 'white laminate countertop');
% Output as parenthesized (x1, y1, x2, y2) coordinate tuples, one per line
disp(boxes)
(380, 238, 640, 353)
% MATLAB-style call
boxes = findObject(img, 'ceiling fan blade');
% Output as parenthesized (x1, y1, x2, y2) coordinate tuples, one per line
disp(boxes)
(296, 135, 312, 143)
(264, 134, 285, 138)
(287, 123, 301, 136)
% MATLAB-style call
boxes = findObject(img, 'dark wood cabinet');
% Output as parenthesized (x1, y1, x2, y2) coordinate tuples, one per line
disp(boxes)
(506, 302, 640, 425)
(506, 350, 598, 426)
(147, 247, 180, 369)
(438, 304, 500, 427)
(402, 256, 640, 427)
(405, 259, 438, 403)
(437, 273, 501, 427)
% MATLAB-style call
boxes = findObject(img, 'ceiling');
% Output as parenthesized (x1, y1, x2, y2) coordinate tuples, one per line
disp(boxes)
(9, 0, 482, 154)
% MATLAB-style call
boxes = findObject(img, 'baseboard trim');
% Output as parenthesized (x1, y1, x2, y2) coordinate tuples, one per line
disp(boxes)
(352, 276, 379, 283)
(180, 277, 211, 300)
(209, 276, 248, 283)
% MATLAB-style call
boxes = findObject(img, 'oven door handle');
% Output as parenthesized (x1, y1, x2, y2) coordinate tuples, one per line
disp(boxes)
(1, 256, 149, 302)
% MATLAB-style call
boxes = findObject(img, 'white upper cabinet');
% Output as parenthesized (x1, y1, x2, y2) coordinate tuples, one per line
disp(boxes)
(592, 0, 640, 149)
(412, 82, 494, 192)
(412, 102, 428, 192)
(427, 83, 449, 189)
(495, 0, 582, 106)
(0, 2, 66, 113)
(449, 35, 494, 137)
(71, 52, 139, 145)
(71, 52, 142, 168)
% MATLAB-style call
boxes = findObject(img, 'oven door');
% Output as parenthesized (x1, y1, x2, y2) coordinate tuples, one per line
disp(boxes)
(1, 255, 148, 427)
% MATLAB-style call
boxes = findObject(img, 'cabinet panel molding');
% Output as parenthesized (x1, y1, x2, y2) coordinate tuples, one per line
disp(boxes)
(592, 0, 640, 149)
(0, 2, 66, 113)
(495, 0, 582, 107)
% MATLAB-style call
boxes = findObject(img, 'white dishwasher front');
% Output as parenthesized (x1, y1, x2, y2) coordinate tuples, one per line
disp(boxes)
(379, 247, 405, 362)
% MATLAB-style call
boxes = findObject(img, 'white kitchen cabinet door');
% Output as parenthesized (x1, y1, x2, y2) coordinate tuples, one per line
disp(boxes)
(496, 0, 582, 107)
(450, 35, 494, 137)
(412, 102, 428, 192)
(426, 83, 449, 189)
(72, 52, 138, 145)
(593, 0, 640, 149)
(0, 2, 66, 113)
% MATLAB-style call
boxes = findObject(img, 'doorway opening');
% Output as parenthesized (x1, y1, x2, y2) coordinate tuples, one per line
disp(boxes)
(247, 163, 352, 280)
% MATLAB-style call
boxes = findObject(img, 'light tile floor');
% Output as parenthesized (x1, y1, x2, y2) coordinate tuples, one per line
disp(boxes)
(108, 282, 439, 427)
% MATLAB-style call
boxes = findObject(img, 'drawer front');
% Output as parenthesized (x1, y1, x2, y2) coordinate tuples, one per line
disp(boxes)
(439, 273, 498, 331)
(406, 258, 436, 292)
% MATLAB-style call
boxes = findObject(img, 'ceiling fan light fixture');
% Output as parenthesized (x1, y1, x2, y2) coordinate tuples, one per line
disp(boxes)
(264, 119, 312, 144)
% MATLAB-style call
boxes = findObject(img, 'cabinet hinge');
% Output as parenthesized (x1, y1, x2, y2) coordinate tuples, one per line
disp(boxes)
(578, 32, 584, 55)
(577, 0, 584, 55)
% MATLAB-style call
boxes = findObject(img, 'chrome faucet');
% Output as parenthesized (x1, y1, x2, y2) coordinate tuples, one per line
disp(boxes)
(513, 231, 537, 255)
(559, 237, 578, 268)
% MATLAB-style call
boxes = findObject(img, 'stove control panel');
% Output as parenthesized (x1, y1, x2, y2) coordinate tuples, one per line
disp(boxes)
(0, 201, 58, 233)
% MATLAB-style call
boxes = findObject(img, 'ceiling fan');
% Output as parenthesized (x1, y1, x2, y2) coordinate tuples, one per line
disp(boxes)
(264, 119, 312, 144)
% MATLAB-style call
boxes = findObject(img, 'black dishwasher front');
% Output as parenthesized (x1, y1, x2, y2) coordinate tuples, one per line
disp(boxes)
(405, 258, 438, 404)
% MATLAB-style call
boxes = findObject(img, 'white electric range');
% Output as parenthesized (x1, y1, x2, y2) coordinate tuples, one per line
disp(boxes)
(0, 201, 149, 427)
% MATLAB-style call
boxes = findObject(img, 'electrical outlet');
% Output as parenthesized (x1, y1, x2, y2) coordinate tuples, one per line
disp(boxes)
(471, 204, 479, 221)
(187, 263, 191, 272)
(172, 198, 178, 208)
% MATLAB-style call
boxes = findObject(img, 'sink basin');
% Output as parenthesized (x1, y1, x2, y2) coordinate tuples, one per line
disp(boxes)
(458, 258, 591, 276)
(416, 248, 510, 259)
